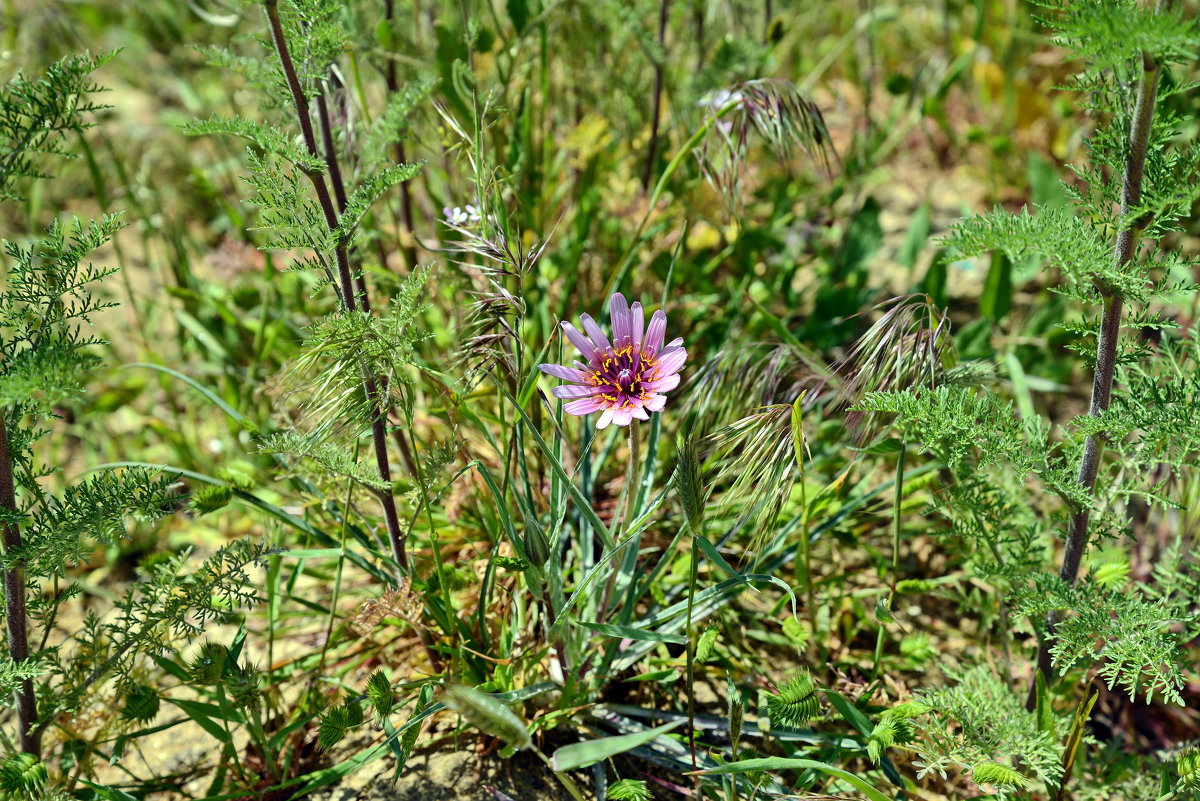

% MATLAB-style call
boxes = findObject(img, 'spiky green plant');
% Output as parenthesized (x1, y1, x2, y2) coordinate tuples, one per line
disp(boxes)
(766, 670, 820, 727)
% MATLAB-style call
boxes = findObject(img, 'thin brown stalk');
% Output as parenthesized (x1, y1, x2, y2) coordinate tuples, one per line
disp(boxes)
(1030, 7, 1167, 702)
(1, 414, 38, 756)
(384, 0, 420, 270)
(264, 0, 408, 572)
(315, 82, 373, 313)
(313, 68, 423, 490)
(640, 0, 670, 191)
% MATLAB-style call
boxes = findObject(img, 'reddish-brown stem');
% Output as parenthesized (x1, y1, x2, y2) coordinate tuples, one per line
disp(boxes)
(311, 52, 422, 486)
(264, 0, 408, 572)
(640, 0, 670, 191)
(315, 81, 371, 313)
(383, 0, 420, 270)
(1, 414, 38, 756)
(1029, 13, 1166, 705)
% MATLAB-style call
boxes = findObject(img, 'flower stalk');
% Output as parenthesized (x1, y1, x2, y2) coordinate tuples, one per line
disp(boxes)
(624, 423, 642, 533)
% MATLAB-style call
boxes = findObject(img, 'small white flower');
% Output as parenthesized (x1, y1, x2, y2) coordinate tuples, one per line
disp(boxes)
(443, 203, 484, 226)
(697, 88, 745, 111)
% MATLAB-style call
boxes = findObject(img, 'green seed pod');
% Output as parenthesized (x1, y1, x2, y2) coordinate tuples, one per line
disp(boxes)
(215, 462, 256, 490)
(367, 669, 394, 720)
(122, 683, 161, 723)
(695, 625, 719, 663)
(1179, 748, 1200, 791)
(189, 485, 233, 515)
(442, 684, 531, 750)
(228, 664, 263, 713)
(886, 700, 931, 719)
(0, 753, 47, 795)
(782, 616, 809, 650)
(188, 641, 228, 685)
(727, 675, 744, 756)
(317, 705, 354, 752)
(1092, 559, 1131, 590)
(896, 579, 936, 594)
(606, 779, 652, 801)
(523, 524, 550, 566)
(972, 762, 1028, 788)
(674, 434, 708, 534)
(767, 670, 820, 726)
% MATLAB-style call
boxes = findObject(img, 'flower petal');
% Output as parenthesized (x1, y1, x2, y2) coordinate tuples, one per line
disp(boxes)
(610, 409, 635, 427)
(644, 310, 667, 355)
(552, 384, 607, 399)
(561, 321, 597, 361)
(655, 344, 684, 362)
(539, 363, 591, 382)
(630, 302, 645, 348)
(644, 373, 680, 392)
(654, 347, 687, 377)
(596, 408, 615, 429)
(565, 397, 605, 415)
(609, 293, 631, 346)
(580, 314, 611, 353)
(631, 405, 649, 421)
(645, 394, 667, 412)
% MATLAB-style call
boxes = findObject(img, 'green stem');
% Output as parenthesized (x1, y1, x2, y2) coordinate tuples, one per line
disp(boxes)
(216, 685, 254, 787)
(871, 443, 905, 681)
(686, 532, 699, 776)
(316, 472, 355, 682)
(624, 422, 643, 534)
(798, 459, 814, 624)
(531, 744, 587, 801)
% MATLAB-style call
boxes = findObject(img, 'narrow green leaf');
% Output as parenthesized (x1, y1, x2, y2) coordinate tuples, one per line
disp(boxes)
(551, 720, 684, 772)
(126, 363, 250, 428)
(980, 251, 1013, 321)
(824, 690, 873, 736)
(575, 619, 687, 645)
(1034, 670, 1054, 737)
(694, 535, 751, 588)
(164, 698, 235, 742)
(1055, 688, 1098, 801)
(277, 548, 344, 559)
(493, 378, 612, 546)
(700, 757, 892, 801)
(77, 780, 139, 801)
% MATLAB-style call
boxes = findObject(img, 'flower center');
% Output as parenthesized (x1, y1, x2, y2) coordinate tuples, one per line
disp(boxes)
(594, 345, 655, 402)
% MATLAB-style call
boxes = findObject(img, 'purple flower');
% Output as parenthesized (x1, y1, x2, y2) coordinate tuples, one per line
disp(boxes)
(539, 293, 686, 429)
